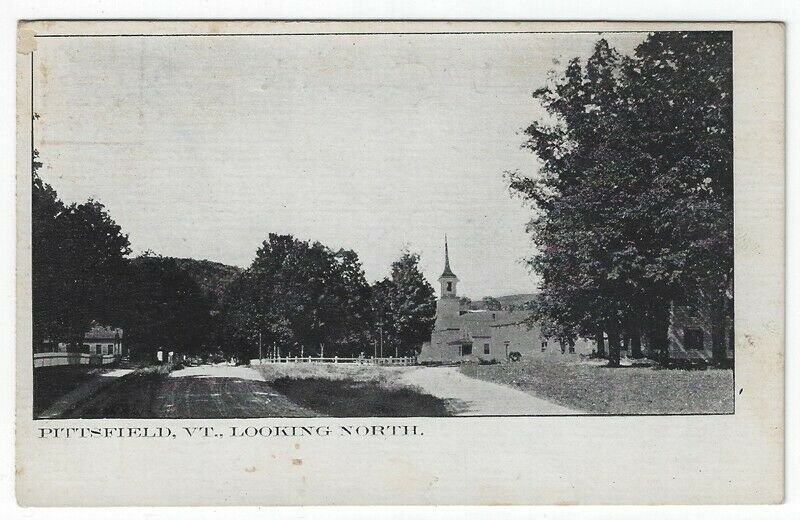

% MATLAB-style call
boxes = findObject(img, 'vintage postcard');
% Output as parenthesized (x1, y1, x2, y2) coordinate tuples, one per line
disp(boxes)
(16, 21, 784, 505)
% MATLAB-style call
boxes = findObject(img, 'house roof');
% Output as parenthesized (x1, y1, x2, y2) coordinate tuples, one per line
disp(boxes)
(84, 325, 123, 340)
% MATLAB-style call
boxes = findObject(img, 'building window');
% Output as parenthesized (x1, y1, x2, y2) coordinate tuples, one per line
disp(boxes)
(461, 343, 472, 356)
(96, 344, 102, 354)
(541, 341, 548, 352)
(446, 282, 452, 292)
(684, 328, 705, 350)
(483, 343, 490, 355)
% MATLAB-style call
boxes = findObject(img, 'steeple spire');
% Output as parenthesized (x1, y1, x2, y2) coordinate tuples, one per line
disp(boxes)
(440, 235, 457, 279)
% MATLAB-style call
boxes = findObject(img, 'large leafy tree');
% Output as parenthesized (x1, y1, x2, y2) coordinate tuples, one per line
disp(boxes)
(32, 151, 131, 351)
(120, 255, 214, 361)
(32, 150, 65, 350)
(629, 32, 734, 363)
(508, 33, 733, 366)
(371, 250, 437, 357)
(223, 234, 372, 360)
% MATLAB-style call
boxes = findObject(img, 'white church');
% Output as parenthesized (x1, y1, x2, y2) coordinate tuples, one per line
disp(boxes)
(418, 239, 594, 363)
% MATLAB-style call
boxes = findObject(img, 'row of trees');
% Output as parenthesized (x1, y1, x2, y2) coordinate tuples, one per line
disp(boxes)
(32, 156, 437, 361)
(33, 154, 218, 360)
(458, 296, 504, 311)
(221, 235, 436, 361)
(508, 32, 733, 366)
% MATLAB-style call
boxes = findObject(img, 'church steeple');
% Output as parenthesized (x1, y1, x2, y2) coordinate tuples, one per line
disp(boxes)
(441, 236, 457, 279)
(438, 236, 459, 298)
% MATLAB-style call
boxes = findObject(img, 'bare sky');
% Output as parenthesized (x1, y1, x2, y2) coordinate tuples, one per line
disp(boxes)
(34, 31, 645, 298)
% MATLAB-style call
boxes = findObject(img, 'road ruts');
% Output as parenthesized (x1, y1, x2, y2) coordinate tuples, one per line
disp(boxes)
(152, 364, 322, 418)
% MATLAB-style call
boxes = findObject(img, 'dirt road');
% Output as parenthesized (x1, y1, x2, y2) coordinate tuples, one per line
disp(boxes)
(57, 363, 579, 418)
(66, 364, 320, 418)
(154, 365, 322, 418)
(399, 366, 582, 415)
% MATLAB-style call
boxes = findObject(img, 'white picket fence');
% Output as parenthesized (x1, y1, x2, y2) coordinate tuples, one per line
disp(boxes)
(250, 356, 416, 366)
(33, 352, 119, 368)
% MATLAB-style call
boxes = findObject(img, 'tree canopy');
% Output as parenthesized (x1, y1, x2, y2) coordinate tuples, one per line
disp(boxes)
(32, 151, 131, 350)
(222, 234, 373, 360)
(32, 151, 439, 363)
(371, 250, 437, 357)
(508, 32, 733, 366)
(120, 255, 215, 360)
(32, 150, 216, 359)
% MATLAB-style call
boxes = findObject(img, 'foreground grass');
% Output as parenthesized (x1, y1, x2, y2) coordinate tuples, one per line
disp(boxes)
(33, 366, 114, 417)
(62, 364, 172, 418)
(461, 358, 734, 414)
(254, 364, 452, 417)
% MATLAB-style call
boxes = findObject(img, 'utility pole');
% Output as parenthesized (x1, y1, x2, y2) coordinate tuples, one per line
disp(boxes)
(258, 331, 262, 362)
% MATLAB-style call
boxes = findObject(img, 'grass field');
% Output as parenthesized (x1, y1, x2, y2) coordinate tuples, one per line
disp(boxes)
(461, 358, 734, 415)
(254, 364, 453, 416)
(33, 365, 114, 417)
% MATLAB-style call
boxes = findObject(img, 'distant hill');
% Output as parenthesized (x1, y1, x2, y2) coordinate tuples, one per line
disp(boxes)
(170, 258, 243, 304)
(495, 294, 538, 308)
(463, 293, 538, 311)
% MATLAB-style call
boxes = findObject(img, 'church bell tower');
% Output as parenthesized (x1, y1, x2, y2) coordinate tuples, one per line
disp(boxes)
(435, 236, 460, 328)
(438, 236, 459, 298)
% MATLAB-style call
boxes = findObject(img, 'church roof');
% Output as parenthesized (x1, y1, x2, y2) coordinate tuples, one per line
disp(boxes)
(439, 237, 458, 279)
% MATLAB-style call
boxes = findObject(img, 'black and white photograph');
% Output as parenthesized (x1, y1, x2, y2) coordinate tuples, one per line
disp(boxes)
(13, 19, 786, 508)
(26, 27, 737, 419)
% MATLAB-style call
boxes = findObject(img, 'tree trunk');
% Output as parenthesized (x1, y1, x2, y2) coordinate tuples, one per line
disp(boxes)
(594, 330, 606, 358)
(706, 288, 728, 367)
(645, 306, 671, 364)
(32, 327, 43, 354)
(630, 328, 643, 359)
(607, 327, 621, 367)
(70, 329, 83, 354)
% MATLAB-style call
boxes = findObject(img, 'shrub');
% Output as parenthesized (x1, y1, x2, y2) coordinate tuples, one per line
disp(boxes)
(509, 352, 522, 362)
